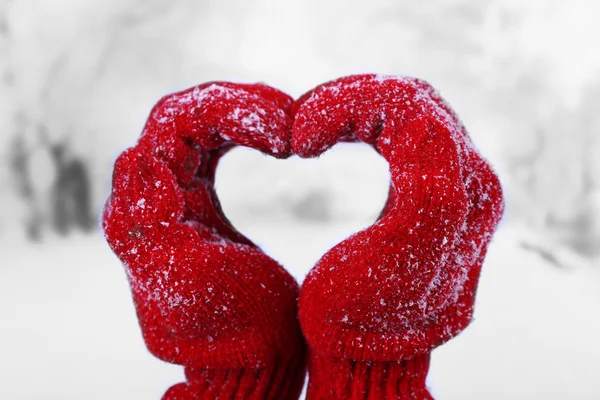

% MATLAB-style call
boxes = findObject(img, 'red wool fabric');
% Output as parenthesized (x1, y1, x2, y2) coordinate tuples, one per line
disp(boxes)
(293, 75, 504, 399)
(103, 82, 306, 399)
(103, 74, 504, 400)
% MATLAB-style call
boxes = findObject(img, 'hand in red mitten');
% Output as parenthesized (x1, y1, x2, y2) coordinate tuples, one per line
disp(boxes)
(103, 83, 306, 399)
(292, 75, 504, 399)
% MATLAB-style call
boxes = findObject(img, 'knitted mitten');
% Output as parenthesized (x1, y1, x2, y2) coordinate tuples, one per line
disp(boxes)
(292, 74, 504, 399)
(103, 82, 306, 399)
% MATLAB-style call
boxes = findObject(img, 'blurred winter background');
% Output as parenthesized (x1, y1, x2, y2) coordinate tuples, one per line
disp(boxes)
(1, 0, 599, 399)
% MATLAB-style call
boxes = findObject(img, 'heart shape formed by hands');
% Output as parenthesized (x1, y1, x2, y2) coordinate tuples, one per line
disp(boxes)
(103, 75, 504, 400)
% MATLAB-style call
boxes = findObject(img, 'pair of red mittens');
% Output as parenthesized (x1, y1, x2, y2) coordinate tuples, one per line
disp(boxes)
(103, 75, 503, 400)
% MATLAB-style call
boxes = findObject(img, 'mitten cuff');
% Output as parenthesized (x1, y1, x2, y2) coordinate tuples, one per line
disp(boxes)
(163, 350, 306, 400)
(306, 352, 433, 400)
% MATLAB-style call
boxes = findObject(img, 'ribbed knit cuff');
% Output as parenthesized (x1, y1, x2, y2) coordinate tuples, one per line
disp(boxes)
(162, 351, 306, 400)
(306, 352, 433, 400)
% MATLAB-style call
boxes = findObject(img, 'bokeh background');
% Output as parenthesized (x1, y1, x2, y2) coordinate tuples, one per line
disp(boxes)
(1, 1, 599, 399)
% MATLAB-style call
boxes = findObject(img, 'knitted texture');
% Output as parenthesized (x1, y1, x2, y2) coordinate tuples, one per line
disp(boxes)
(103, 82, 306, 400)
(293, 75, 504, 399)
(307, 353, 432, 399)
(104, 74, 503, 400)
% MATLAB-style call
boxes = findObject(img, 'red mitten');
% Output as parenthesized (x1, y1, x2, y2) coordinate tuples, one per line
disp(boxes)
(103, 82, 306, 399)
(293, 74, 504, 399)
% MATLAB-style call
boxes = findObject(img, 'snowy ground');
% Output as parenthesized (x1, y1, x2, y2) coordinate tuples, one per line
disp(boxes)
(1, 222, 599, 400)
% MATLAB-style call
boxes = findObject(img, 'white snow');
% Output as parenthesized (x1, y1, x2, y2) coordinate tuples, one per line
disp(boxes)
(2, 221, 598, 400)
(0, 1, 599, 398)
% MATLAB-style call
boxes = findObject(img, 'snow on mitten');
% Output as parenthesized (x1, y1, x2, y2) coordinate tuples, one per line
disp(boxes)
(103, 82, 306, 400)
(292, 74, 504, 399)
